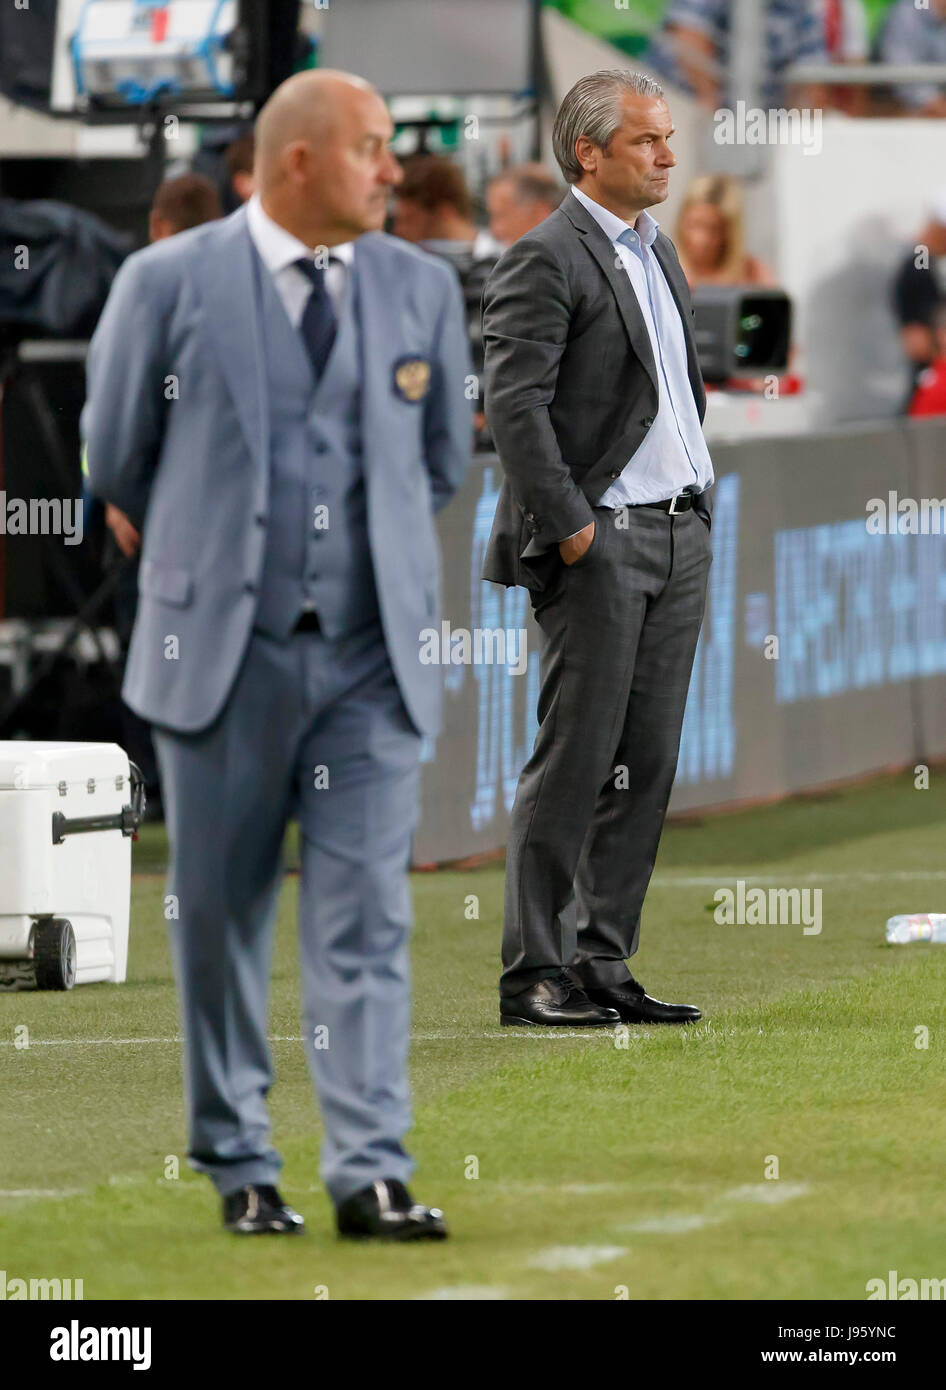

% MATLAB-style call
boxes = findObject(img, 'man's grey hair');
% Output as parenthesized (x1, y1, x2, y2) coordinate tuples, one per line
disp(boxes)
(552, 69, 664, 185)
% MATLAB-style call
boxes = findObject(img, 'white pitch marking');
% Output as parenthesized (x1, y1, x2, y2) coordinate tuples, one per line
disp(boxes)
(526, 1245, 627, 1272)
(0, 1037, 184, 1047)
(721, 1182, 811, 1205)
(623, 1212, 721, 1234)
(0, 1188, 84, 1199)
(0, 1031, 619, 1047)
(0, 1036, 308, 1046)
(617, 1181, 811, 1235)
(414, 1286, 512, 1301)
(414, 1031, 620, 1041)
(651, 871, 946, 885)
(504, 1182, 630, 1196)
(0, 1175, 207, 1204)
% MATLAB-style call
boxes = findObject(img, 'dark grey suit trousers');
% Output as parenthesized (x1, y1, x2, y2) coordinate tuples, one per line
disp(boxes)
(501, 502, 711, 997)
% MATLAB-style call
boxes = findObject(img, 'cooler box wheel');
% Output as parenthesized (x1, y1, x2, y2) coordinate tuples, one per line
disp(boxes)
(33, 918, 77, 991)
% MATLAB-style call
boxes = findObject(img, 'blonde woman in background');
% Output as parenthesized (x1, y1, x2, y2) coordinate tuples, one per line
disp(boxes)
(675, 175, 776, 289)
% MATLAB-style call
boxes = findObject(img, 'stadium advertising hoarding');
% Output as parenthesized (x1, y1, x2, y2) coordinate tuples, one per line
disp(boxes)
(416, 420, 946, 863)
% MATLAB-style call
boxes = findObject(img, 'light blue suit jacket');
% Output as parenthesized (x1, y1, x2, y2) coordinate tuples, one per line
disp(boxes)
(83, 206, 472, 738)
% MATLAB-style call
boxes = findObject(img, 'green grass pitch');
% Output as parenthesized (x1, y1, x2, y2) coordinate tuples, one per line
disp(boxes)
(2, 769, 945, 1300)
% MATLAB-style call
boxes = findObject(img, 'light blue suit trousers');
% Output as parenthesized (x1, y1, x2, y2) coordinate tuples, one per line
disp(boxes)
(153, 618, 421, 1203)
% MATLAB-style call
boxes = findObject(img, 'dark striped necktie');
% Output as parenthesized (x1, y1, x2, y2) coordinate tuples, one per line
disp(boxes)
(294, 256, 337, 381)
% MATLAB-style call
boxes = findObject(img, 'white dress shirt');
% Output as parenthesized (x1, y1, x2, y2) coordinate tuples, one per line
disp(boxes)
(245, 192, 353, 324)
(244, 195, 354, 619)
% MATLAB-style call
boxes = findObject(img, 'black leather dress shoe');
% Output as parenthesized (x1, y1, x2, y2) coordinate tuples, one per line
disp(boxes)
(222, 1184, 305, 1234)
(582, 975, 702, 1025)
(336, 1179, 447, 1240)
(500, 971, 621, 1027)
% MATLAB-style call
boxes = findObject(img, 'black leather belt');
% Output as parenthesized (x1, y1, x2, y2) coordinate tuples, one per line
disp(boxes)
(294, 610, 322, 633)
(634, 487, 699, 514)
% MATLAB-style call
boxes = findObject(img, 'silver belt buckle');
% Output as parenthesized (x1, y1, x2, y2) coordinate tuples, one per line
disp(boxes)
(668, 488, 696, 515)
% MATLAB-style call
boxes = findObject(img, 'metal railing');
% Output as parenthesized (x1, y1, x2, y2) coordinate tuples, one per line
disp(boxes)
(784, 62, 946, 87)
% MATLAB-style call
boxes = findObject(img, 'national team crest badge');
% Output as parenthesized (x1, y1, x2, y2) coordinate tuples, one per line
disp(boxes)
(392, 356, 431, 403)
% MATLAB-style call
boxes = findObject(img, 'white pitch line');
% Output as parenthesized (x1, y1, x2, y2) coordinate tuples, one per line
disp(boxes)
(0, 1175, 193, 1204)
(623, 1212, 719, 1234)
(0, 1036, 307, 1047)
(651, 871, 946, 885)
(617, 1181, 811, 1235)
(723, 1181, 811, 1205)
(0, 1030, 620, 1048)
(0, 1188, 85, 1199)
(414, 1286, 512, 1301)
(502, 1182, 631, 1195)
(0, 1037, 184, 1047)
(526, 1244, 628, 1272)
(416, 1031, 619, 1041)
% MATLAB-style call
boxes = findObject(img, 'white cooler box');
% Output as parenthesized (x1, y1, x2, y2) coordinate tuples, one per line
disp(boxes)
(0, 742, 144, 990)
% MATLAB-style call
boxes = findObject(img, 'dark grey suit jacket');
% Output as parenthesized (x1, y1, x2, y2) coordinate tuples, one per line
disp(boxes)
(481, 190, 712, 591)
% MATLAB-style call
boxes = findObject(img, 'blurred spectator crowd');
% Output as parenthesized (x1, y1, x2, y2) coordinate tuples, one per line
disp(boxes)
(638, 0, 946, 116)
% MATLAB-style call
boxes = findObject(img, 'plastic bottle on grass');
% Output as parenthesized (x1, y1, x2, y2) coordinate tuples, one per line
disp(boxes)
(885, 914, 946, 944)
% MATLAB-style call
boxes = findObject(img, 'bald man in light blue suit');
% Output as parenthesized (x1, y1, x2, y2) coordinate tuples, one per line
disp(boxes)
(83, 71, 472, 1240)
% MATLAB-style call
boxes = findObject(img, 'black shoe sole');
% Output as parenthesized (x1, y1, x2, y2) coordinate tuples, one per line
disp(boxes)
(611, 1012, 702, 1025)
(224, 1221, 306, 1235)
(337, 1225, 448, 1242)
(499, 1014, 618, 1028)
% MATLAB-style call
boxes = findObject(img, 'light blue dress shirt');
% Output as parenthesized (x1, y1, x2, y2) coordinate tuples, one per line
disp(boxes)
(570, 185, 714, 511)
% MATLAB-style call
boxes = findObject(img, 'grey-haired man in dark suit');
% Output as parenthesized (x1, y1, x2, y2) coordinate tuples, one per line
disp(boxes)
(482, 70, 712, 1028)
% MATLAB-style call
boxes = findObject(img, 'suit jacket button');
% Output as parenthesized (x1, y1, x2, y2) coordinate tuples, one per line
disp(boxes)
(254, 512, 267, 526)
(641, 415, 655, 427)
(610, 471, 619, 479)
(244, 581, 257, 594)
